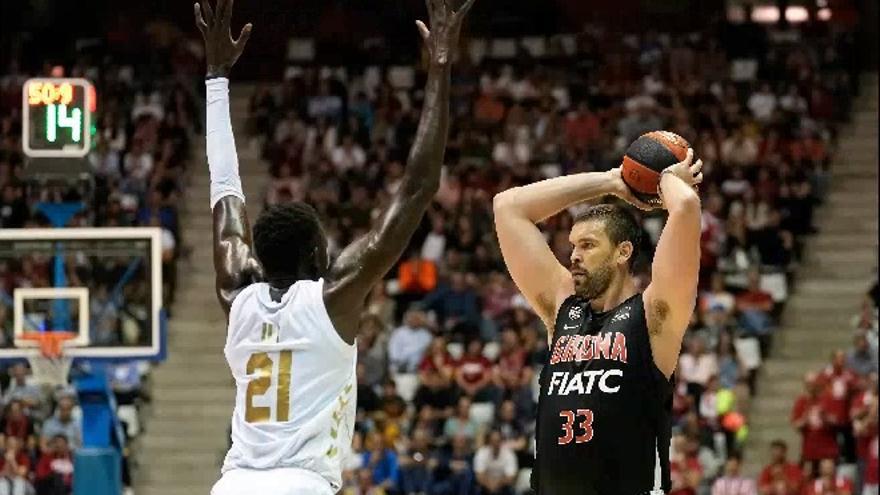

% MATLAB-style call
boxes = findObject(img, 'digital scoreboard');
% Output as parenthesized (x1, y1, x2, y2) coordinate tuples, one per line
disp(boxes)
(22, 78, 95, 158)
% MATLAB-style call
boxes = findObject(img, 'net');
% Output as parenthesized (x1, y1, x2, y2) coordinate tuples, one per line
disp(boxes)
(19, 331, 76, 387)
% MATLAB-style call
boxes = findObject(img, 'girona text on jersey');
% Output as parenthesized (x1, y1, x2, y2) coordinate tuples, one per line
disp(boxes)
(548, 331, 628, 365)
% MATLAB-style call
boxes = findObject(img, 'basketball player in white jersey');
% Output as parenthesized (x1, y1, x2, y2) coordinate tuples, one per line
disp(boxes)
(194, 0, 475, 493)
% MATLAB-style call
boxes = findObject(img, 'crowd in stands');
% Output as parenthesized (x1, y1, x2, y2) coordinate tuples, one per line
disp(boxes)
(248, 18, 870, 495)
(0, 27, 203, 493)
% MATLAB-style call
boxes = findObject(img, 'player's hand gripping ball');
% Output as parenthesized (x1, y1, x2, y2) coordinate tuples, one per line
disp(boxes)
(621, 131, 693, 206)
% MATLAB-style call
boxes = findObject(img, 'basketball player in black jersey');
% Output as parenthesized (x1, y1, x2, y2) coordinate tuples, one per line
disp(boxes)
(493, 150, 703, 495)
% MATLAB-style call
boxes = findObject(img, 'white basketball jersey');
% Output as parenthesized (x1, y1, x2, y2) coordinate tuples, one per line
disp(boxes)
(221, 278, 356, 491)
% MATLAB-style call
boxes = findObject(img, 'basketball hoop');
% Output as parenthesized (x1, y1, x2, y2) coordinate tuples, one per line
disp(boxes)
(19, 332, 76, 388)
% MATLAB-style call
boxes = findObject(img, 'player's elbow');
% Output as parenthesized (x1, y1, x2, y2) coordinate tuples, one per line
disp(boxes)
(493, 189, 518, 215)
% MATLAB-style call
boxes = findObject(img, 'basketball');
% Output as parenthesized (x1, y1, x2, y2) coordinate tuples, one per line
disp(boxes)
(620, 130, 691, 204)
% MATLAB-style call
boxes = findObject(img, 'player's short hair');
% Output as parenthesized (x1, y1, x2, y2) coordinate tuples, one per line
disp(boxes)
(253, 202, 326, 280)
(573, 204, 643, 271)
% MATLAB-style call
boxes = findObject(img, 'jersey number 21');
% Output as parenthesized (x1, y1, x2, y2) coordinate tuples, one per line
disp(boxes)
(245, 351, 293, 423)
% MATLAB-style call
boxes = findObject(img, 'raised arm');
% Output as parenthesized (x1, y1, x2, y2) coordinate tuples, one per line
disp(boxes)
(643, 149, 703, 378)
(195, 0, 261, 314)
(493, 169, 652, 330)
(323, 0, 476, 342)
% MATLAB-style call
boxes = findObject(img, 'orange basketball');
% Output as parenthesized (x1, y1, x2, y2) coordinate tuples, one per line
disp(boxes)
(620, 131, 690, 204)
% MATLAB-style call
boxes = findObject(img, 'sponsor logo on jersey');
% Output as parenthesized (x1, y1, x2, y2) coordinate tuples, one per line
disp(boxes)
(549, 332, 628, 365)
(546, 369, 623, 396)
(611, 307, 630, 323)
(568, 305, 583, 321)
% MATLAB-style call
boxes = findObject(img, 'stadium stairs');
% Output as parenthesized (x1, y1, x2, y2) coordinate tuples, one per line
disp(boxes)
(135, 84, 266, 495)
(743, 72, 879, 475)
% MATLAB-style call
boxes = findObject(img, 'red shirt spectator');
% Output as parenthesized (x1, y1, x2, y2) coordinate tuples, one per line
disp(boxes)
(736, 281, 774, 314)
(563, 103, 601, 151)
(36, 435, 75, 491)
(418, 338, 454, 377)
(757, 440, 804, 495)
(670, 437, 703, 495)
(850, 374, 878, 465)
(801, 459, 852, 495)
(455, 340, 494, 397)
(791, 373, 839, 462)
(865, 434, 879, 488)
(0, 400, 34, 443)
(818, 351, 856, 427)
(0, 437, 31, 478)
(493, 329, 532, 391)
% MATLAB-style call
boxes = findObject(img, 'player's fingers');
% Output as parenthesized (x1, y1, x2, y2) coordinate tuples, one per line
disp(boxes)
(194, 3, 209, 32)
(235, 23, 253, 48)
(682, 147, 694, 167)
(694, 172, 704, 184)
(203, 0, 215, 23)
(216, 0, 229, 25)
(456, 0, 477, 18)
(690, 158, 702, 175)
(415, 20, 431, 41)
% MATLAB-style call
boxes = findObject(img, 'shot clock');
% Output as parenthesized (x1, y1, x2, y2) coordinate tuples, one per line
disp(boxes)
(22, 78, 96, 158)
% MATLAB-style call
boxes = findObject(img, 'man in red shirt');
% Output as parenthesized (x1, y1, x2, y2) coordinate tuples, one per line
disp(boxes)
(36, 434, 74, 495)
(454, 339, 496, 403)
(492, 328, 534, 416)
(791, 372, 839, 470)
(820, 350, 858, 463)
(669, 435, 704, 495)
(758, 439, 804, 495)
(802, 458, 853, 495)
(851, 373, 878, 494)
(563, 102, 601, 152)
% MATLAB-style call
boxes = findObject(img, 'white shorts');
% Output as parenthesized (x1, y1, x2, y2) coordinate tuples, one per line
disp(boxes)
(211, 467, 334, 495)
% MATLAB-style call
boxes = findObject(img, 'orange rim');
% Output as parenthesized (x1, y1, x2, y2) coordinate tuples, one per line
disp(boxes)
(19, 332, 78, 358)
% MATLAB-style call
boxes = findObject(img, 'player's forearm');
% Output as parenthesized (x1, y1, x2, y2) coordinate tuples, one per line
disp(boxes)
(206, 78, 245, 209)
(401, 62, 451, 199)
(494, 171, 617, 224)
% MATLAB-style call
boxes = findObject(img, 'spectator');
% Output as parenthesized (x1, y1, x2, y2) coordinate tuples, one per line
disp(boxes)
(331, 135, 367, 173)
(454, 340, 496, 403)
(429, 434, 475, 495)
(494, 400, 529, 467)
(563, 102, 601, 152)
(679, 335, 719, 406)
(443, 396, 480, 442)
(360, 431, 399, 493)
(357, 314, 388, 389)
(39, 398, 81, 452)
(758, 440, 804, 495)
(3, 364, 43, 416)
(493, 328, 535, 418)
(473, 429, 517, 495)
(721, 130, 759, 168)
(791, 372, 839, 469)
(398, 428, 433, 494)
(846, 332, 878, 377)
(851, 373, 878, 494)
(716, 332, 742, 390)
(711, 453, 757, 495)
(669, 435, 704, 495)
(0, 401, 34, 445)
(356, 364, 381, 415)
(423, 272, 482, 338)
(736, 269, 775, 350)
(0, 436, 32, 481)
(700, 272, 737, 322)
(819, 350, 858, 463)
(387, 309, 433, 374)
(414, 337, 456, 415)
(802, 458, 853, 495)
(35, 435, 73, 495)
(343, 468, 387, 495)
(747, 83, 778, 123)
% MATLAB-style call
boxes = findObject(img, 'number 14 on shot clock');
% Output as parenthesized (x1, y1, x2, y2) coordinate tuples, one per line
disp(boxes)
(22, 78, 96, 158)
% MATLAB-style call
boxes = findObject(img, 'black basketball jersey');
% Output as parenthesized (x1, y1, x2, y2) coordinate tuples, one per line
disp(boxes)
(532, 293, 673, 495)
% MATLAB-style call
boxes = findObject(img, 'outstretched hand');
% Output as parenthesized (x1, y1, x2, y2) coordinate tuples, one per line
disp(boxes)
(416, 0, 477, 66)
(194, 0, 252, 77)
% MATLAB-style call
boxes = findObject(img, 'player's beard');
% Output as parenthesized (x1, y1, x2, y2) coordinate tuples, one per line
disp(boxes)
(574, 254, 615, 301)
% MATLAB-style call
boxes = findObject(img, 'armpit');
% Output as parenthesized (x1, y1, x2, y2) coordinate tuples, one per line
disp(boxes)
(647, 298, 670, 336)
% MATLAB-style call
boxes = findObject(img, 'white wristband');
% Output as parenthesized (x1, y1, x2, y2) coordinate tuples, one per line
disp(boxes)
(206, 77, 245, 209)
